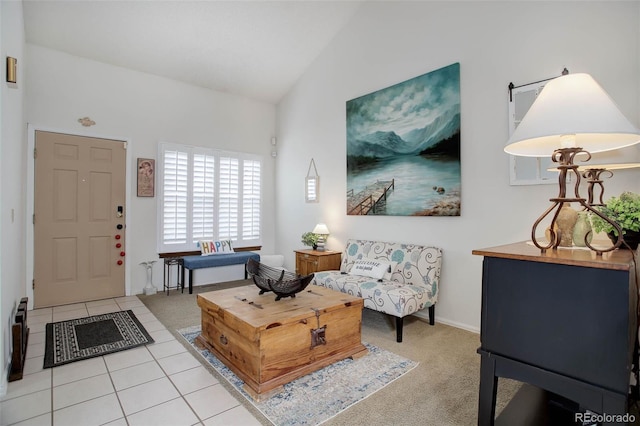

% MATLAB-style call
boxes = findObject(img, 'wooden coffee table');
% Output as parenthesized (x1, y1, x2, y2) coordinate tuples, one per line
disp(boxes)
(196, 284, 368, 400)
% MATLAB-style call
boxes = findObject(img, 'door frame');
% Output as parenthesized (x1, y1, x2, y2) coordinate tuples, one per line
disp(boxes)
(26, 124, 133, 309)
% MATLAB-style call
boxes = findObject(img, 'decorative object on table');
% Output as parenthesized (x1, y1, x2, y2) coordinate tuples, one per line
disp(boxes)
(136, 158, 155, 197)
(246, 258, 314, 300)
(312, 223, 330, 252)
(590, 192, 640, 250)
(552, 204, 579, 247)
(504, 73, 640, 255)
(346, 62, 461, 216)
(305, 158, 319, 203)
(139, 260, 157, 295)
(572, 211, 593, 248)
(180, 326, 417, 425)
(301, 231, 320, 250)
(44, 310, 154, 368)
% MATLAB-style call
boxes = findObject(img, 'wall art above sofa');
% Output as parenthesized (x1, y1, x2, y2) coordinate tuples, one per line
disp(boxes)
(346, 62, 461, 216)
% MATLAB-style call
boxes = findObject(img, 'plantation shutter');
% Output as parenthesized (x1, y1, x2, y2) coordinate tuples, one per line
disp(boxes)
(162, 149, 188, 245)
(192, 152, 215, 241)
(157, 143, 262, 253)
(218, 156, 239, 240)
(243, 159, 261, 240)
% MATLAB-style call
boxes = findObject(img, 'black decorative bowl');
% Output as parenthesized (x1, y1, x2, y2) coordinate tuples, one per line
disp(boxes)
(246, 258, 314, 301)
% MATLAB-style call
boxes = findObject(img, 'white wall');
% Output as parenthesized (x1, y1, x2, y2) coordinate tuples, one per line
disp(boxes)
(275, 1, 640, 332)
(1, 0, 26, 396)
(26, 45, 277, 298)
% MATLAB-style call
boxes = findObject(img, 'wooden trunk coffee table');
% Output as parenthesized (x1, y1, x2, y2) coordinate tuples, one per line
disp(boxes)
(195, 284, 368, 400)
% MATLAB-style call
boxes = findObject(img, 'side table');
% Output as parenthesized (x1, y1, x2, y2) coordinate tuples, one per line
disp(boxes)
(163, 257, 185, 295)
(294, 249, 341, 275)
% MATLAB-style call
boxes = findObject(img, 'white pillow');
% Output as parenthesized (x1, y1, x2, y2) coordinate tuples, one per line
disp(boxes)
(351, 258, 391, 280)
(199, 240, 234, 256)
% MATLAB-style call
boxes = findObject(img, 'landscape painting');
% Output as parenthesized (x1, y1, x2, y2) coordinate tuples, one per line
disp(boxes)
(346, 62, 461, 216)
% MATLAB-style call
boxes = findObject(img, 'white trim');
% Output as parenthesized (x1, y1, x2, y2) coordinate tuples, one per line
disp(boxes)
(412, 310, 480, 334)
(26, 124, 133, 307)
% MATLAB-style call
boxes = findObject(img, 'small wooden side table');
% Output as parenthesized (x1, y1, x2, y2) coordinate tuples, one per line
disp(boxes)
(294, 249, 341, 275)
(163, 257, 184, 295)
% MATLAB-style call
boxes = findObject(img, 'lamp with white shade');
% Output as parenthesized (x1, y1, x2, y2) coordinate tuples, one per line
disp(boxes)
(313, 223, 330, 252)
(505, 73, 640, 254)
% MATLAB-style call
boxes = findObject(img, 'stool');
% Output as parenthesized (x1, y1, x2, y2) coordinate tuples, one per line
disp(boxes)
(163, 257, 184, 295)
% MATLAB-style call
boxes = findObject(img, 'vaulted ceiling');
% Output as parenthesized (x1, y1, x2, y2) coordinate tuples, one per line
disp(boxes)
(22, 0, 363, 103)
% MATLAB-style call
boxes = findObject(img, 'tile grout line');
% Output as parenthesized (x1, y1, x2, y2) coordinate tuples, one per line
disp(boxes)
(102, 355, 129, 426)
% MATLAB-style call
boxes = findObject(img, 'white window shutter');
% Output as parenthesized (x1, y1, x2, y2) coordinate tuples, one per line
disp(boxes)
(192, 153, 215, 241)
(218, 156, 239, 240)
(162, 149, 188, 245)
(158, 144, 261, 252)
(243, 159, 261, 240)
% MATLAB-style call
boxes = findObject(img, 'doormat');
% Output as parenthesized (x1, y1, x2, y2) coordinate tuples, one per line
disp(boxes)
(179, 326, 418, 425)
(44, 310, 154, 368)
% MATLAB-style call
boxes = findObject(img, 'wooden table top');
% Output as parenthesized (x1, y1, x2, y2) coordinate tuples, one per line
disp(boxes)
(197, 285, 363, 329)
(472, 241, 637, 271)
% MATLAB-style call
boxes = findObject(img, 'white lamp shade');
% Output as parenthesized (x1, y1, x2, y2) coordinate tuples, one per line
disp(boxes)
(505, 73, 640, 157)
(313, 223, 329, 235)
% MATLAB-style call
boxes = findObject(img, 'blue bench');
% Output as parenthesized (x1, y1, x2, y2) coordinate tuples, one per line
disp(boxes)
(182, 252, 260, 293)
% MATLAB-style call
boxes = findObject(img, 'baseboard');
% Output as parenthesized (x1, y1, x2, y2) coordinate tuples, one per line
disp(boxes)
(412, 310, 480, 334)
(0, 360, 8, 398)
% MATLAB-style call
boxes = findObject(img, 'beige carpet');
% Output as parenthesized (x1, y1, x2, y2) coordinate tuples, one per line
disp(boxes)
(138, 280, 520, 425)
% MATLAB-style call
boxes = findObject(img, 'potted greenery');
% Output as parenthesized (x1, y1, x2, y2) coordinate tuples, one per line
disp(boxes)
(301, 232, 320, 250)
(590, 191, 640, 249)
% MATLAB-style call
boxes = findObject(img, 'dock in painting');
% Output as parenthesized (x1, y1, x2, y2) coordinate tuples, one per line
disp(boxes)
(347, 179, 395, 215)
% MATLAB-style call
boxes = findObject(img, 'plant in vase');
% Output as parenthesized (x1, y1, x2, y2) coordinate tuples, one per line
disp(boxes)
(301, 232, 320, 250)
(590, 191, 640, 249)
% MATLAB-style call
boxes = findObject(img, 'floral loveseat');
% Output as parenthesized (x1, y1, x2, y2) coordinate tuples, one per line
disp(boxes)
(312, 239, 442, 342)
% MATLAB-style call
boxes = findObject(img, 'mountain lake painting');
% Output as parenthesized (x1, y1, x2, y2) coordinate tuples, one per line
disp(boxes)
(346, 62, 461, 216)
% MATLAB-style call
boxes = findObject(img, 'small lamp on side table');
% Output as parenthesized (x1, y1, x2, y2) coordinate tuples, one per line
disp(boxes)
(313, 223, 330, 252)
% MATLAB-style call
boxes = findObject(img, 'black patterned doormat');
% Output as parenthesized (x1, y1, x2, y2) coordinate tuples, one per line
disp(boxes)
(44, 310, 154, 368)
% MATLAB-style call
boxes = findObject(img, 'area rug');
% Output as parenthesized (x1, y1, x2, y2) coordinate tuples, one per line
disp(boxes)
(179, 326, 418, 425)
(44, 310, 154, 368)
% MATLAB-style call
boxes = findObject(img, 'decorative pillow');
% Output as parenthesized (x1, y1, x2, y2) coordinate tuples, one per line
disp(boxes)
(199, 240, 234, 256)
(351, 258, 391, 280)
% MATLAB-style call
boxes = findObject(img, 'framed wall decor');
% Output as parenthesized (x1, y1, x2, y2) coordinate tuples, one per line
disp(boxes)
(346, 62, 461, 216)
(137, 158, 155, 197)
(305, 158, 319, 203)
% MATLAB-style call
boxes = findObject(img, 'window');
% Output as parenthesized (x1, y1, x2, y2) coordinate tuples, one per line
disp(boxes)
(157, 143, 262, 252)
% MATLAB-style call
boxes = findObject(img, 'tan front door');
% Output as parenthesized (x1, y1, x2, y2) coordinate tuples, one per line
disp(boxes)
(34, 131, 127, 308)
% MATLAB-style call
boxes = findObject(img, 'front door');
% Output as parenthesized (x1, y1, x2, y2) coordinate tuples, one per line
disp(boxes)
(34, 131, 127, 308)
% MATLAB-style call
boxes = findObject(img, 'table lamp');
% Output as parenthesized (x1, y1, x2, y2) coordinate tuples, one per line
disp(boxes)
(313, 223, 330, 252)
(504, 73, 640, 254)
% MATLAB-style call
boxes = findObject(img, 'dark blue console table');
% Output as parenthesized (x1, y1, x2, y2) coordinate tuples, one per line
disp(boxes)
(473, 242, 638, 425)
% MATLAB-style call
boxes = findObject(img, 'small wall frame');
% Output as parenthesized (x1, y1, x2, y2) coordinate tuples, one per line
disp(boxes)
(306, 159, 319, 203)
(137, 158, 155, 197)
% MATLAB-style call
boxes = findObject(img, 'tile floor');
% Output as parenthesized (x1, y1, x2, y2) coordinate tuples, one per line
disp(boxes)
(0, 296, 262, 426)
